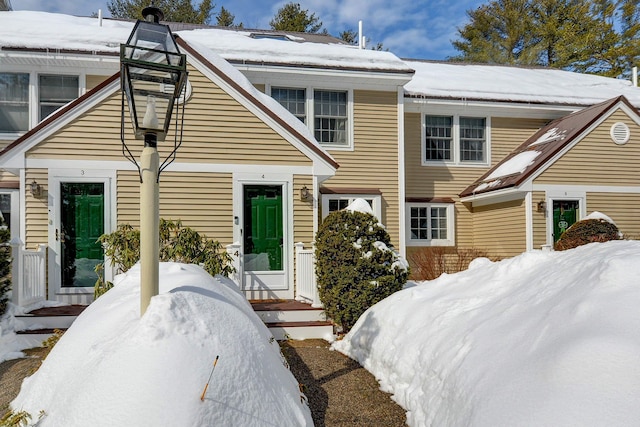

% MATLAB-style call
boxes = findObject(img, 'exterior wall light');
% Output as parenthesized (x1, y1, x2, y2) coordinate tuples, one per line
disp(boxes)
(120, 4, 188, 315)
(537, 200, 547, 213)
(29, 180, 42, 197)
(300, 185, 311, 201)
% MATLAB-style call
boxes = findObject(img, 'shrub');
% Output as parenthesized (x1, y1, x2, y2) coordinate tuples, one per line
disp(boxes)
(95, 219, 234, 298)
(408, 246, 495, 281)
(0, 218, 11, 317)
(554, 217, 621, 251)
(315, 209, 409, 333)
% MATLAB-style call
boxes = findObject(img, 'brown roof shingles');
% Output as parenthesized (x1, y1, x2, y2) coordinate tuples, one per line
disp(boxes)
(459, 96, 635, 198)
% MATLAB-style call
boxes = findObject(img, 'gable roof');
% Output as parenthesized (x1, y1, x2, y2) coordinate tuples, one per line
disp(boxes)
(404, 60, 640, 108)
(0, 37, 339, 173)
(0, 11, 413, 75)
(459, 96, 638, 198)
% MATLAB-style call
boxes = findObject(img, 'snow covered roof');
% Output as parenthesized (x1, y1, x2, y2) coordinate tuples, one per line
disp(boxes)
(460, 96, 635, 198)
(404, 60, 640, 107)
(0, 11, 413, 74)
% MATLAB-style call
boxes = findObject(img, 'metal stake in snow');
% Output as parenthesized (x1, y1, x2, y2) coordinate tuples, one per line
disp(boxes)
(200, 355, 219, 401)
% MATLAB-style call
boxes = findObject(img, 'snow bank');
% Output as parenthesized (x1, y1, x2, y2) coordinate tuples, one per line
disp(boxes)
(10, 263, 312, 427)
(334, 240, 640, 426)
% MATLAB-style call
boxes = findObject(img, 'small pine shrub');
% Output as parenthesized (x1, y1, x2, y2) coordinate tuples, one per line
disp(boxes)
(315, 209, 408, 333)
(0, 218, 11, 317)
(554, 218, 621, 251)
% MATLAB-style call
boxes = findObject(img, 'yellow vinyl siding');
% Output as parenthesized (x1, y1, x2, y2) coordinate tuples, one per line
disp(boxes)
(25, 169, 48, 248)
(0, 170, 18, 183)
(86, 75, 109, 91)
(532, 190, 547, 248)
(472, 199, 526, 257)
(535, 110, 640, 186)
(587, 192, 640, 238)
(28, 66, 313, 167)
(323, 90, 401, 245)
(293, 175, 314, 246)
(405, 114, 545, 249)
(117, 170, 234, 245)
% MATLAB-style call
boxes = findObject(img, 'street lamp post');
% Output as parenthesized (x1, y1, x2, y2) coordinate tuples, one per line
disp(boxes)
(120, 5, 187, 315)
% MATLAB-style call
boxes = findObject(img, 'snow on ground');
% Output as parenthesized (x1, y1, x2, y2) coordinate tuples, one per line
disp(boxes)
(9, 263, 312, 427)
(334, 240, 640, 427)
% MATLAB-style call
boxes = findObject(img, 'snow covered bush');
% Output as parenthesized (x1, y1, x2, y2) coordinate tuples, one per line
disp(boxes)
(554, 213, 621, 251)
(315, 207, 408, 333)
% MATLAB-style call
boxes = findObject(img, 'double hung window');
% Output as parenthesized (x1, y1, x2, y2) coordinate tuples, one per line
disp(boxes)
(0, 73, 30, 133)
(271, 86, 351, 149)
(406, 203, 454, 246)
(424, 114, 489, 165)
(39, 74, 79, 121)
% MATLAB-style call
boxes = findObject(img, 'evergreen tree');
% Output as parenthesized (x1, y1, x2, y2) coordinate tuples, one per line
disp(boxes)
(452, 0, 638, 77)
(216, 6, 242, 28)
(340, 29, 358, 45)
(107, 0, 215, 24)
(0, 218, 11, 317)
(269, 2, 324, 33)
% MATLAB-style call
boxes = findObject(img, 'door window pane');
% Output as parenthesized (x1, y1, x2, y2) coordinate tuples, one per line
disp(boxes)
(0, 73, 29, 133)
(39, 74, 79, 121)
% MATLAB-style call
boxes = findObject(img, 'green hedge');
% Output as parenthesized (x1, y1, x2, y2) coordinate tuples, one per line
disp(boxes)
(315, 209, 408, 333)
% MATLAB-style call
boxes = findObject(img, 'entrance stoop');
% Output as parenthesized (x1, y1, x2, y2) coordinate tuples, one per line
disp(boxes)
(251, 300, 334, 341)
(14, 305, 87, 341)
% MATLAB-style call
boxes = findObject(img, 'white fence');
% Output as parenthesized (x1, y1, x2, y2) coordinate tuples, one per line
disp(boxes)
(11, 239, 47, 307)
(294, 242, 321, 307)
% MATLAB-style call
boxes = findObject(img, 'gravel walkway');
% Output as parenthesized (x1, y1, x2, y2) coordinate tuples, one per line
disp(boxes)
(1, 341, 406, 426)
(0, 347, 48, 418)
(280, 339, 406, 426)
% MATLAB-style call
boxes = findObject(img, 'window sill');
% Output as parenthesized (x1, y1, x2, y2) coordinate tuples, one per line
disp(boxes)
(422, 161, 489, 168)
(406, 239, 455, 247)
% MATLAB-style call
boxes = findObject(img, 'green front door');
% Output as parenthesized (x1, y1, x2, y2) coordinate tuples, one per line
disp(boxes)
(553, 200, 579, 242)
(243, 185, 283, 271)
(61, 183, 104, 287)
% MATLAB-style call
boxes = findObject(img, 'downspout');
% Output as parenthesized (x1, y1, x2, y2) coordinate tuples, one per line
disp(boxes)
(397, 86, 406, 257)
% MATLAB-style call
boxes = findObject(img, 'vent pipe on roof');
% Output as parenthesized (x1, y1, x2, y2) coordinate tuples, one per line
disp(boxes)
(633, 66, 638, 87)
(358, 20, 365, 49)
(98, 9, 103, 26)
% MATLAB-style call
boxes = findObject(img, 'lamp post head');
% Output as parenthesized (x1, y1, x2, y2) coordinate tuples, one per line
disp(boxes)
(120, 6, 187, 143)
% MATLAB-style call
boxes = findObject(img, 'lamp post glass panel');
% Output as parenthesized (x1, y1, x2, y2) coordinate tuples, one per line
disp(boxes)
(120, 6, 187, 315)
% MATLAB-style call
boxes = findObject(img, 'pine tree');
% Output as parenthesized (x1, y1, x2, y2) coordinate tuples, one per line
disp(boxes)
(107, 0, 215, 24)
(0, 217, 11, 317)
(452, 0, 636, 77)
(215, 6, 242, 28)
(269, 2, 324, 33)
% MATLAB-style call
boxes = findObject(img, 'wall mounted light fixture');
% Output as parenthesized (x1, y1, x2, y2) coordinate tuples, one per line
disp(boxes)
(30, 180, 42, 197)
(300, 185, 310, 201)
(537, 200, 547, 213)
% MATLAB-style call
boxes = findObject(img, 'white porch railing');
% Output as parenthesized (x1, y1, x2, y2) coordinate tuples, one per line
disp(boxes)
(10, 238, 47, 307)
(295, 242, 322, 307)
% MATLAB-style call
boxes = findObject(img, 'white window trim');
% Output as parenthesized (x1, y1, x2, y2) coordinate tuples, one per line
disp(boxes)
(321, 194, 382, 220)
(421, 114, 491, 167)
(0, 69, 85, 140)
(405, 202, 455, 247)
(267, 84, 354, 151)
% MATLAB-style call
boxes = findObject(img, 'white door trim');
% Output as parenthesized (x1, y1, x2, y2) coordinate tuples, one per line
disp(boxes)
(233, 172, 293, 298)
(48, 169, 116, 300)
(545, 190, 585, 246)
